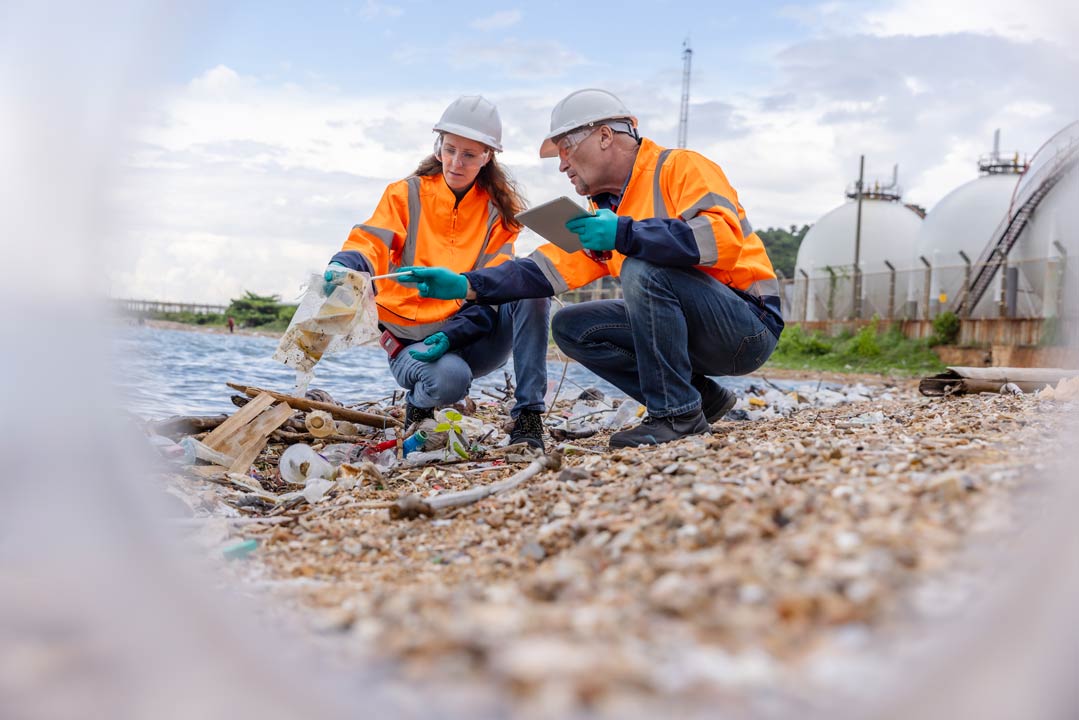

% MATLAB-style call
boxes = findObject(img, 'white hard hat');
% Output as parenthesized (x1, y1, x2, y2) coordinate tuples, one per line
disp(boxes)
(539, 88, 637, 158)
(432, 95, 503, 152)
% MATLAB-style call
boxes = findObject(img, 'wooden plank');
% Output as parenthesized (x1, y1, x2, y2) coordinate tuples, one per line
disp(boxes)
(227, 383, 400, 428)
(228, 403, 294, 474)
(203, 392, 275, 451)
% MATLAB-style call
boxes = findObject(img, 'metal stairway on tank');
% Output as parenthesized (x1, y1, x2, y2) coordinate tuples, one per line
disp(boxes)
(954, 137, 1079, 317)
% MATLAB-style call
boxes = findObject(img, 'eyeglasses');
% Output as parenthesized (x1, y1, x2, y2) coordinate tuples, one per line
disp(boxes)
(440, 143, 490, 168)
(556, 127, 598, 160)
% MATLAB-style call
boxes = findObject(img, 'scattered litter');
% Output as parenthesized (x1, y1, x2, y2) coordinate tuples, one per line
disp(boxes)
(222, 538, 258, 560)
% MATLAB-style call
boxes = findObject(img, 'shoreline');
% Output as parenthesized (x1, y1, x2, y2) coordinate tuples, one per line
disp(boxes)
(135, 318, 913, 385)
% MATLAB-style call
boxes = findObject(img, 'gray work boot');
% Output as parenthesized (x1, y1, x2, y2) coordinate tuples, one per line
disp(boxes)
(692, 375, 737, 423)
(405, 403, 435, 428)
(609, 410, 710, 449)
(509, 409, 545, 452)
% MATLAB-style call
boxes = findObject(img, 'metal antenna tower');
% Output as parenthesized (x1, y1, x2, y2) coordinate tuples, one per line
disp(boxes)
(678, 38, 692, 148)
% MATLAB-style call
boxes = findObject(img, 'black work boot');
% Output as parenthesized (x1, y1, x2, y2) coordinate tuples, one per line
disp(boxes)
(691, 375, 737, 423)
(405, 403, 435, 428)
(509, 409, 545, 452)
(609, 410, 710, 449)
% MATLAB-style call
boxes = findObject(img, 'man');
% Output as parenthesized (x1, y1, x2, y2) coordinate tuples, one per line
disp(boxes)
(400, 88, 783, 448)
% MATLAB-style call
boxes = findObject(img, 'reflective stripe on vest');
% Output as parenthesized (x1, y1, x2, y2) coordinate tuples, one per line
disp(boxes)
(530, 250, 570, 294)
(353, 223, 394, 249)
(380, 318, 449, 342)
(653, 149, 674, 218)
(473, 201, 506, 270)
(389, 176, 423, 274)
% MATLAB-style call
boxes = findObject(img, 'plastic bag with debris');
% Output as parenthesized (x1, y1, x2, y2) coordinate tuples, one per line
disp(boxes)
(273, 270, 379, 393)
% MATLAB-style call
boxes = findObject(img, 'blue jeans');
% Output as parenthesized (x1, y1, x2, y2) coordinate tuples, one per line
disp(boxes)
(388, 298, 550, 417)
(551, 258, 777, 418)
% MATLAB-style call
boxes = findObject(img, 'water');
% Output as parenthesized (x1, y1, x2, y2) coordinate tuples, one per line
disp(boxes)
(111, 324, 822, 421)
(111, 324, 629, 420)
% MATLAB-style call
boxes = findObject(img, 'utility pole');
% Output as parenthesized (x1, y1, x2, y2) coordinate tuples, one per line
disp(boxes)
(678, 39, 692, 149)
(852, 155, 865, 319)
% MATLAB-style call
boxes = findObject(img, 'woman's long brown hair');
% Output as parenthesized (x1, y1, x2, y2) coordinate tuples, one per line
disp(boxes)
(412, 150, 525, 232)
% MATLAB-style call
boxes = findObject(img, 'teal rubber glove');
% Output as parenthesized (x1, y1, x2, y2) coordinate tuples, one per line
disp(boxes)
(565, 208, 619, 253)
(409, 332, 450, 362)
(397, 266, 468, 300)
(322, 262, 349, 296)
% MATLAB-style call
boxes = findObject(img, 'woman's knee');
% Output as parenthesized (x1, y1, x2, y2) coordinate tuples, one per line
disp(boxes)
(417, 356, 472, 406)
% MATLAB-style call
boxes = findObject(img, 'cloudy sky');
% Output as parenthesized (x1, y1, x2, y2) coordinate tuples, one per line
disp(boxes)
(103, 0, 1079, 304)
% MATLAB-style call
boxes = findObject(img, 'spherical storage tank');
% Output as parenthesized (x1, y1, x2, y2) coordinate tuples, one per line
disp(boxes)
(915, 172, 1019, 317)
(794, 195, 923, 320)
(1008, 121, 1079, 319)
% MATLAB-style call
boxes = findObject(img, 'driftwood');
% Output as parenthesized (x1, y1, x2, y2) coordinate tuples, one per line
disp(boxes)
(271, 429, 372, 444)
(390, 449, 563, 520)
(227, 382, 400, 429)
(149, 414, 229, 438)
(919, 366, 1079, 396)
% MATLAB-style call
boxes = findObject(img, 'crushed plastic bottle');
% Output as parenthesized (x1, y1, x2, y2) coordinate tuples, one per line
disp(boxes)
(604, 399, 643, 430)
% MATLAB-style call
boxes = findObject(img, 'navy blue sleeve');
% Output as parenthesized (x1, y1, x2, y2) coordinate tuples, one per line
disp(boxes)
(463, 258, 555, 304)
(329, 250, 372, 273)
(614, 216, 702, 267)
(438, 302, 498, 348)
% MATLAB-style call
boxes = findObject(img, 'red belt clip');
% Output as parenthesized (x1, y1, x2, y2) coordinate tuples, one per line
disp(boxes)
(379, 330, 406, 359)
(583, 249, 612, 262)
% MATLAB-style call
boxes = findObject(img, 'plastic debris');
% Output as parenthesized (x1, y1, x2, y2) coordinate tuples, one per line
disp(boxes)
(222, 538, 258, 560)
(304, 410, 336, 437)
(179, 437, 235, 467)
(278, 443, 336, 484)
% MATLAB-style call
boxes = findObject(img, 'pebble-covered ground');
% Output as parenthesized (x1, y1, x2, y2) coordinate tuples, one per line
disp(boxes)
(163, 372, 1078, 718)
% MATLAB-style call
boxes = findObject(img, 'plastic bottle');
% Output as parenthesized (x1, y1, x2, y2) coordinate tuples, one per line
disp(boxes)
(604, 399, 643, 429)
(401, 429, 429, 457)
(304, 410, 335, 438)
(180, 437, 236, 466)
(319, 443, 367, 466)
(278, 443, 336, 485)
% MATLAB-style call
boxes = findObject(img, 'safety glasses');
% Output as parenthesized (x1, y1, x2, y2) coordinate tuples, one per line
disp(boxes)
(556, 126, 598, 160)
(439, 142, 490, 168)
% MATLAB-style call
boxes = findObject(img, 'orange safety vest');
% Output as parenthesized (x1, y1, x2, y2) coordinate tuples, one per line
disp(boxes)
(339, 174, 516, 340)
(529, 137, 779, 299)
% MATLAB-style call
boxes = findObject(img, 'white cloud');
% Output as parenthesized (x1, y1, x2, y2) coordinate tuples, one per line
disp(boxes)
(110, 14, 1079, 303)
(470, 10, 522, 31)
(863, 0, 1077, 44)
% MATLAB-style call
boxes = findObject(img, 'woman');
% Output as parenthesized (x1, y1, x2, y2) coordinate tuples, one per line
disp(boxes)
(323, 95, 549, 450)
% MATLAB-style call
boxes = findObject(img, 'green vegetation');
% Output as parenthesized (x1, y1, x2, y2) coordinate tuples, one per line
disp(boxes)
(928, 310, 960, 346)
(144, 291, 297, 332)
(757, 224, 810, 278)
(226, 291, 296, 330)
(765, 320, 945, 376)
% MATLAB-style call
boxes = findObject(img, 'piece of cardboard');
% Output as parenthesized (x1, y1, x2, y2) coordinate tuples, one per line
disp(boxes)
(515, 197, 593, 253)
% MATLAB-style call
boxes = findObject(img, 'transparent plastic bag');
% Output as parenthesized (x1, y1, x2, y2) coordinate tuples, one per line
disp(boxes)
(273, 269, 379, 392)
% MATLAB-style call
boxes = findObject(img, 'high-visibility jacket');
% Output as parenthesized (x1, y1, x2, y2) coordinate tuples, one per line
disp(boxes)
(332, 174, 516, 341)
(528, 137, 781, 314)
(466, 137, 782, 335)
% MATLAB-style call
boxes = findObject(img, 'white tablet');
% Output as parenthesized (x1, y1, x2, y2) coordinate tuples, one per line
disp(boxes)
(515, 196, 593, 254)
